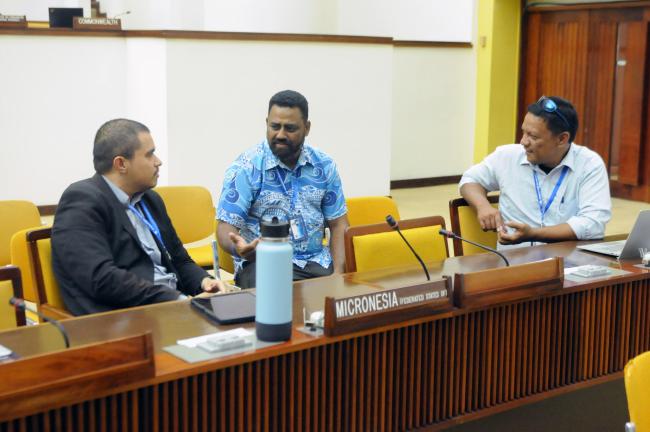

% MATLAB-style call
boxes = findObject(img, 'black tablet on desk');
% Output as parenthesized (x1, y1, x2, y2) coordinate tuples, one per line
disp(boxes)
(191, 292, 256, 325)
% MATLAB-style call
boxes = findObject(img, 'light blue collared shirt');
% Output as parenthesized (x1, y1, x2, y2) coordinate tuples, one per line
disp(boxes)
(102, 176, 179, 290)
(460, 143, 612, 249)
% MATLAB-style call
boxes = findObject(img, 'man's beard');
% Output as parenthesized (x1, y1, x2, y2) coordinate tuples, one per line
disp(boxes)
(271, 138, 304, 162)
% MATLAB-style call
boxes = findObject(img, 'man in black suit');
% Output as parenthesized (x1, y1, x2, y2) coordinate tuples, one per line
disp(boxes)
(52, 119, 224, 315)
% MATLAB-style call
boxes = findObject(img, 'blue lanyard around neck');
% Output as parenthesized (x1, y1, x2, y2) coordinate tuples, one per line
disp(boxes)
(128, 201, 166, 250)
(275, 167, 296, 211)
(533, 165, 569, 225)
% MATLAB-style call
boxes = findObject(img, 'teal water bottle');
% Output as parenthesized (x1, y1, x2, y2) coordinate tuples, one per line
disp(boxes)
(255, 213, 293, 341)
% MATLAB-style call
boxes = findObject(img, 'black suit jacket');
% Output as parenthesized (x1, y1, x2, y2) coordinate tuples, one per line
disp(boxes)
(52, 174, 209, 315)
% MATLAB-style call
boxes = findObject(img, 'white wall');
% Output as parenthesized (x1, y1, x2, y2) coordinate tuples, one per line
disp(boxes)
(390, 46, 476, 180)
(125, 38, 169, 185)
(94, 0, 473, 42)
(165, 40, 393, 199)
(0, 36, 126, 205)
(0, 2, 477, 205)
(0, 35, 401, 204)
(203, 0, 336, 35)
(392, 0, 474, 42)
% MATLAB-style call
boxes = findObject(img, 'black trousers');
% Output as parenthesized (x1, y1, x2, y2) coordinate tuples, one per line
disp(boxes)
(235, 261, 333, 289)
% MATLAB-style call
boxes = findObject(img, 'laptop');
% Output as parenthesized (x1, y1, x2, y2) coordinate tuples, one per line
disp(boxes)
(577, 209, 650, 259)
(48, 7, 83, 28)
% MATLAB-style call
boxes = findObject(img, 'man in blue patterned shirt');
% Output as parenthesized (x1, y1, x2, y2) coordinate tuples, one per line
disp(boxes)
(217, 90, 349, 288)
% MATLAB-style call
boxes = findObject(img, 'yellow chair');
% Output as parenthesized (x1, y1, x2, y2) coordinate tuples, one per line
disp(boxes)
(345, 196, 401, 227)
(0, 265, 26, 329)
(448, 195, 499, 256)
(0, 200, 41, 265)
(155, 186, 216, 268)
(215, 220, 235, 275)
(344, 216, 449, 273)
(19, 227, 72, 320)
(625, 350, 650, 432)
(10, 226, 42, 307)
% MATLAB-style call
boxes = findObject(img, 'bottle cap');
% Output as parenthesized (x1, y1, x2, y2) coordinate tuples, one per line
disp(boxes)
(260, 215, 290, 238)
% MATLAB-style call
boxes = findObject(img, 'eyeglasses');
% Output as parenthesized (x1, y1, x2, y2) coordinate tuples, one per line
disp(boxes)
(537, 96, 570, 130)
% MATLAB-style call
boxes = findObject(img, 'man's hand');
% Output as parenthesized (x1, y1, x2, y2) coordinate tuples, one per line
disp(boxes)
(476, 205, 505, 232)
(228, 232, 259, 258)
(201, 277, 226, 293)
(498, 221, 534, 245)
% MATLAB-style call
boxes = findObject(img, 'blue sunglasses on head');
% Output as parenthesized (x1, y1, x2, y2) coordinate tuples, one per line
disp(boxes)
(537, 96, 570, 130)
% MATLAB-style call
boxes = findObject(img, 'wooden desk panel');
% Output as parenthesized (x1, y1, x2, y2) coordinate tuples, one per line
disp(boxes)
(1, 241, 649, 431)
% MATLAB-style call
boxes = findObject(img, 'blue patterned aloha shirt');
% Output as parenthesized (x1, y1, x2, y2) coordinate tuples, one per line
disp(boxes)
(217, 140, 347, 275)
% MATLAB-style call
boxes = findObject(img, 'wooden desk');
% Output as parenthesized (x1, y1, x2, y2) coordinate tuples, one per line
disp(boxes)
(0, 241, 648, 431)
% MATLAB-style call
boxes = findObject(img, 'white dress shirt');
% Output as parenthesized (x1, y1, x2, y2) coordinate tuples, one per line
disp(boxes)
(460, 143, 611, 246)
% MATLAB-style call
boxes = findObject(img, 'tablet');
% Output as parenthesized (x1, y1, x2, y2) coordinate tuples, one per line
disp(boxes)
(191, 292, 256, 325)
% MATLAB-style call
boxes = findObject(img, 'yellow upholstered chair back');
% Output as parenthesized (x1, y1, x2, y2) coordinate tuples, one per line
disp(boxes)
(0, 265, 26, 329)
(0, 200, 41, 265)
(155, 186, 215, 243)
(14, 227, 72, 320)
(449, 196, 499, 256)
(155, 186, 216, 268)
(625, 350, 650, 432)
(345, 196, 401, 227)
(344, 216, 449, 273)
(10, 226, 45, 303)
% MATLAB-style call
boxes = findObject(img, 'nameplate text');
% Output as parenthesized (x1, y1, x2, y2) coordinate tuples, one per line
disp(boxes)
(73, 17, 121, 30)
(324, 277, 452, 336)
(334, 284, 447, 319)
(0, 15, 27, 28)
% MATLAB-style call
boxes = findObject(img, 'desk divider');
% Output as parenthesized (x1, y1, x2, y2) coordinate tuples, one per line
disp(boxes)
(453, 256, 564, 308)
(0, 332, 154, 422)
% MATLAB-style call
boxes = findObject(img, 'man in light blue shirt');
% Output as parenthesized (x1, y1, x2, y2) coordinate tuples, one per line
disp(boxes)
(217, 90, 349, 287)
(460, 96, 611, 248)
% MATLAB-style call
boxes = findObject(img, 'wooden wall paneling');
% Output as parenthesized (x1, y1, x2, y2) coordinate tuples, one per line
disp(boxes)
(434, 321, 443, 422)
(538, 11, 590, 144)
(637, 289, 650, 352)
(512, 304, 522, 399)
(593, 288, 603, 377)
(584, 15, 617, 163)
(400, 328, 409, 429)
(386, 330, 395, 430)
(517, 11, 589, 142)
(612, 20, 648, 185)
(456, 315, 471, 413)
(373, 335, 382, 432)
(520, 13, 542, 129)
(469, 313, 478, 411)
(413, 326, 423, 426)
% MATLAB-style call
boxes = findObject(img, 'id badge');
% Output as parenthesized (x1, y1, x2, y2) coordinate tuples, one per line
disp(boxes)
(290, 214, 308, 241)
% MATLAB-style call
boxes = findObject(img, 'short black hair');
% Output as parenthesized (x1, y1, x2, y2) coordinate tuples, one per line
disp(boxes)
(93, 119, 149, 174)
(527, 96, 578, 143)
(268, 90, 309, 121)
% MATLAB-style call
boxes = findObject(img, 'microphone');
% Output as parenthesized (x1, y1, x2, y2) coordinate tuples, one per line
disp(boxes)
(385, 215, 430, 281)
(9, 297, 70, 348)
(438, 229, 510, 266)
(112, 10, 131, 19)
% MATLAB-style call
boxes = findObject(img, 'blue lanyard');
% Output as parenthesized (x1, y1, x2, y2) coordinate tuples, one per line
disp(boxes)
(533, 165, 569, 225)
(275, 167, 296, 211)
(128, 201, 167, 251)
